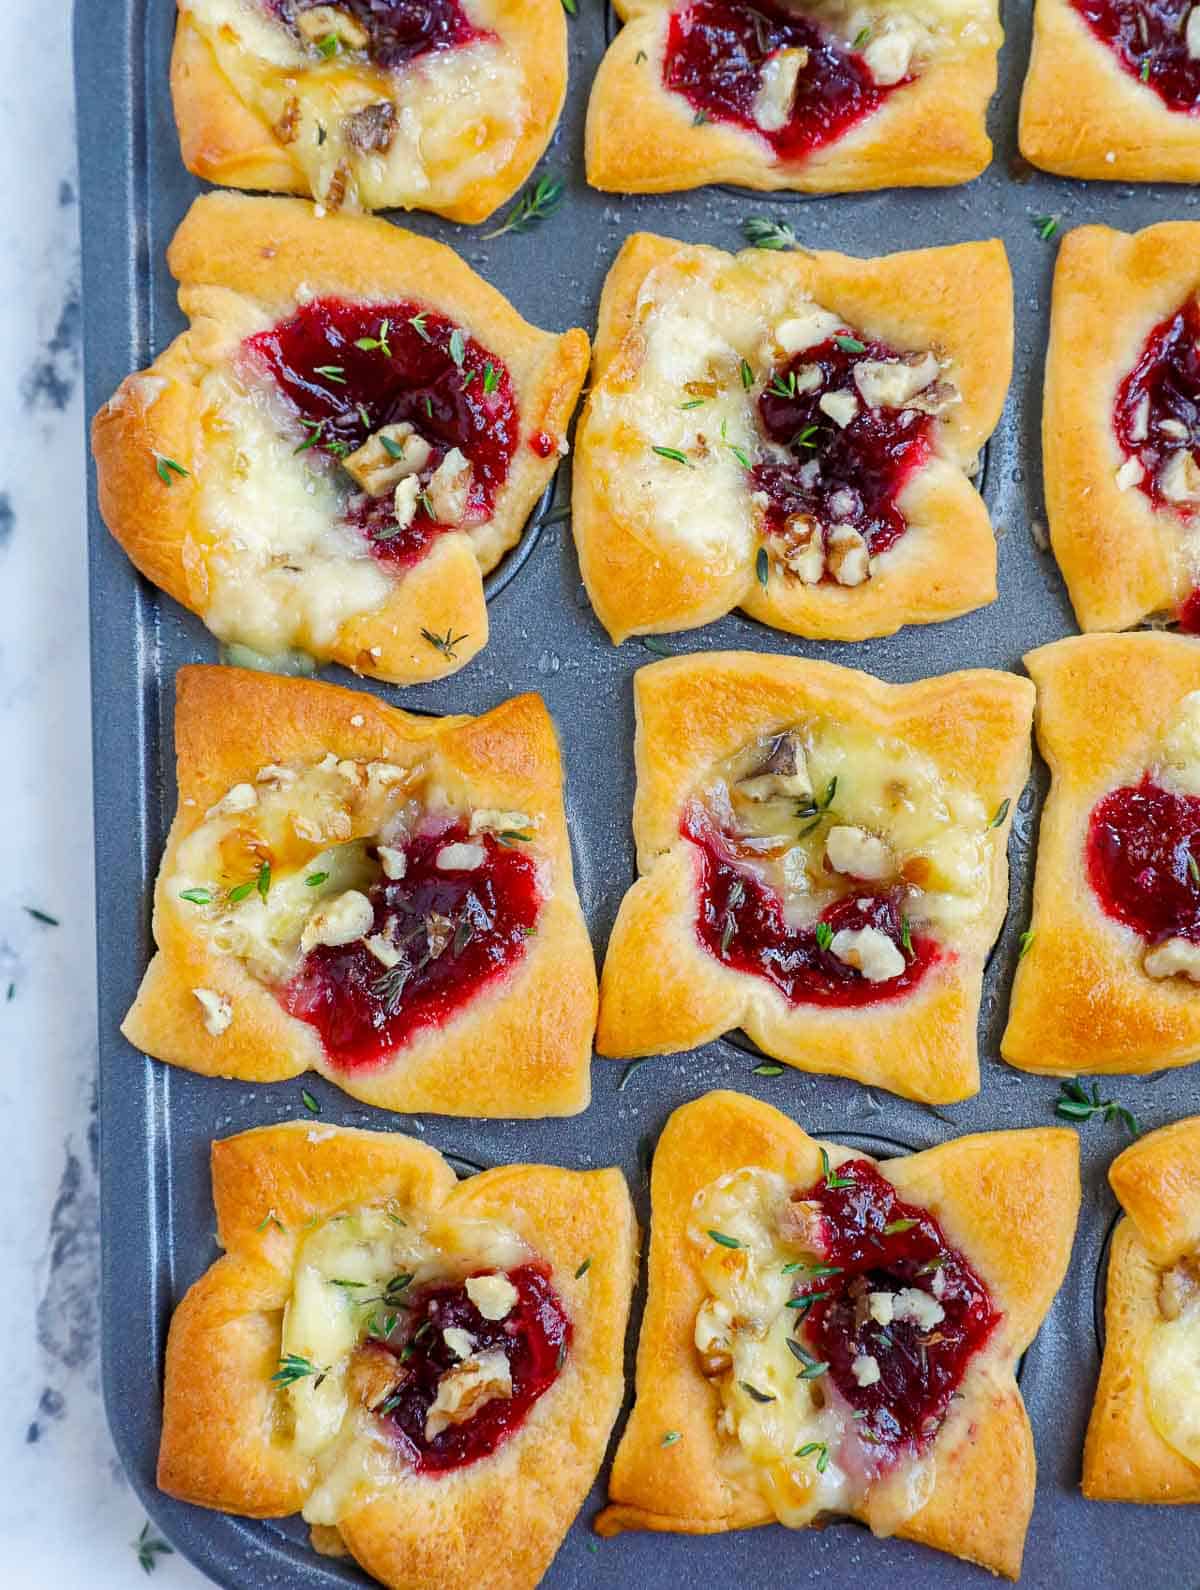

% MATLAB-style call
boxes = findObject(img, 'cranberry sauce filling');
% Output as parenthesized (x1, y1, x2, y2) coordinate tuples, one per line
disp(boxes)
(1070, 0, 1200, 112)
(1180, 589, 1200, 632)
(1086, 774, 1200, 944)
(281, 823, 539, 1068)
(794, 1159, 999, 1457)
(1114, 298, 1200, 517)
(754, 335, 934, 565)
(374, 1264, 569, 1473)
(683, 807, 937, 1008)
(269, 0, 483, 69)
(663, 0, 892, 161)
(244, 297, 518, 566)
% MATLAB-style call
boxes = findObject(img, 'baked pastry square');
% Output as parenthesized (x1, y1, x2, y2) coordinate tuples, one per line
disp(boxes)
(171, 0, 567, 220)
(1084, 1115, 1200, 1502)
(1043, 222, 1200, 634)
(572, 232, 1010, 644)
(597, 652, 1034, 1102)
(158, 1121, 638, 1588)
(122, 665, 596, 1116)
(92, 194, 588, 686)
(586, 0, 1001, 195)
(1020, 0, 1200, 181)
(596, 1091, 1079, 1580)
(1004, 632, 1200, 1078)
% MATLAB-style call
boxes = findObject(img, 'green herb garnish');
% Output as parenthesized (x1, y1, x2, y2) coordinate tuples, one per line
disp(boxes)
(483, 362, 499, 396)
(178, 888, 214, 905)
(448, 328, 467, 369)
(355, 319, 392, 356)
(301, 1089, 321, 1115)
(752, 1062, 784, 1077)
(153, 453, 189, 486)
(814, 921, 834, 952)
(1033, 214, 1059, 241)
(652, 444, 693, 467)
(990, 797, 1011, 829)
(740, 1381, 775, 1403)
(755, 545, 770, 590)
(271, 1353, 327, 1388)
(575, 1258, 592, 1278)
(707, 1229, 742, 1249)
(618, 1058, 647, 1091)
(820, 1147, 854, 1190)
(1018, 928, 1035, 959)
(795, 1440, 830, 1472)
(306, 871, 329, 887)
(661, 1430, 681, 1446)
(313, 365, 346, 383)
(786, 1339, 828, 1378)
(740, 358, 755, 390)
(408, 312, 431, 342)
(883, 1218, 918, 1235)
(484, 173, 565, 239)
(834, 335, 866, 354)
(420, 626, 469, 661)
(1055, 1080, 1140, 1136)
(742, 216, 799, 252)
(134, 1522, 174, 1575)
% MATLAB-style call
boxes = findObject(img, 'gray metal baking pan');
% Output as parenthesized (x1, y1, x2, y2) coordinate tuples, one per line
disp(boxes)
(75, 0, 1200, 1584)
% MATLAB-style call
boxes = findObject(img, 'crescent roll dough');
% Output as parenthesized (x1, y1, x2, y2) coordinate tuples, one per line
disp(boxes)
(122, 666, 596, 1117)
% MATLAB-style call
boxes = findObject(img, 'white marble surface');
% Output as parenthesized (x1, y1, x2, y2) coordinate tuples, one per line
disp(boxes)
(0, 2, 206, 1581)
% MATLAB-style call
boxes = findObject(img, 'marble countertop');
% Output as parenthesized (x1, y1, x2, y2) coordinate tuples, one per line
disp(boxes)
(2, 2, 205, 1581)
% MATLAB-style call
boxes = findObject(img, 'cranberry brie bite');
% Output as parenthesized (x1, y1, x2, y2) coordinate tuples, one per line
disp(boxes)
(1043, 223, 1200, 635)
(1085, 1115, 1200, 1503)
(1022, 0, 1200, 180)
(158, 1122, 637, 1588)
(170, 0, 568, 220)
(91, 195, 588, 687)
(586, 0, 1001, 194)
(597, 1093, 1079, 1580)
(121, 667, 595, 1116)
(573, 233, 1011, 645)
(597, 653, 1034, 1103)
(1005, 633, 1200, 1079)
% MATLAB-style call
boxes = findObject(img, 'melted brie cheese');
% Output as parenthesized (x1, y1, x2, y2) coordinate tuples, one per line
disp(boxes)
(280, 1203, 528, 1524)
(703, 717, 992, 937)
(1145, 1287, 1200, 1466)
(184, 0, 527, 211)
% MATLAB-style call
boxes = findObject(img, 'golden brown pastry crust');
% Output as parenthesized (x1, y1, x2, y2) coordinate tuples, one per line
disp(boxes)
(122, 665, 596, 1116)
(596, 652, 1035, 1102)
(572, 232, 1011, 644)
(596, 1091, 1080, 1580)
(91, 194, 588, 686)
(158, 1121, 639, 1589)
(171, 0, 567, 222)
(1003, 633, 1200, 1078)
(1020, 0, 1200, 181)
(586, 0, 1000, 195)
(1042, 223, 1200, 634)
(1083, 1116, 1200, 1503)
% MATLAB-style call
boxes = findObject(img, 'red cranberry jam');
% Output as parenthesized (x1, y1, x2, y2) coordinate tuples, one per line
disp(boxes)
(270, 0, 484, 68)
(374, 1264, 569, 1473)
(1086, 775, 1200, 943)
(1069, 0, 1200, 112)
(281, 822, 539, 1068)
(754, 333, 934, 564)
(663, 0, 893, 161)
(683, 807, 937, 1008)
(792, 1158, 999, 1457)
(1180, 589, 1200, 632)
(1114, 298, 1200, 515)
(244, 297, 518, 565)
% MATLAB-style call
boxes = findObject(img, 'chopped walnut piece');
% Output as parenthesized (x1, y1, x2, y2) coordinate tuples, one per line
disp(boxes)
(297, 5, 370, 48)
(324, 160, 350, 211)
(347, 1342, 405, 1412)
(343, 424, 432, 497)
(427, 447, 474, 525)
(901, 380, 960, 417)
(737, 731, 812, 802)
(424, 1349, 513, 1440)
(826, 524, 870, 586)
(425, 912, 454, 959)
(776, 1194, 825, 1249)
(1159, 1259, 1200, 1320)
(852, 351, 940, 410)
(346, 101, 397, 155)
(1144, 936, 1200, 981)
(275, 96, 302, 144)
(777, 513, 824, 585)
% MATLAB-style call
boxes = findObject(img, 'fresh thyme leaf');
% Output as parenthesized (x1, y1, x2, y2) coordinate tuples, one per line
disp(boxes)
(769, 370, 798, 399)
(483, 173, 565, 238)
(661, 1430, 681, 1446)
(680, 397, 706, 410)
(618, 1058, 647, 1091)
(357, 404, 371, 429)
(483, 362, 499, 396)
(419, 489, 436, 517)
(448, 328, 467, 368)
(561, 0, 577, 14)
(740, 1380, 775, 1403)
(1189, 853, 1199, 885)
(330, 1277, 366, 1289)
(852, 25, 871, 46)
(635, 48, 648, 62)
(371, 964, 410, 1015)
(355, 319, 392, 356)
(692, 109, 710, 125)
(740, 358, 755, 390)
(785, 1339, 828, 1378)
(575, 1257, 592, 1278)
(990, 797, 1011, 829)
(423, 395, 434, 418)
(134, 1522, 174, 1574)
(314, 32, 340, 57)
(883, 1218, 918, 1235)
(496, 830, 533, 846)
(792, 424, 820, 449)
(313, 364, 346, 383)
(294, 418, 325, 454)
(420, 626, 469, 661)
(178, 888, 213, 905)
(1018, 928, 1035, 959)
(227, 880, 256, 903)
(742, 216, 799, 251)
(379, 434, 407, 459)
(255, 1209, 285, 1232)
(556, 1340, 568, 1371)
(306, 871, 329, 887)
(153, 453, 190, 486)
(834, 335, 866, 354)
(641, 635, 673, 655)
(707, 1228, 742, 1249)
(820, 1147, 854, 1190)
(756, 545, 770, 590)
(785, 1290, 830, 1308)
(652, 444, 693, 467)
(1140, 55, 1151, 81)
(900, 916, 914, 956)
(301, 1088, 321, 1115)
(271, 1353, 326, 1388)
(795, 1440, 830, 1472)
(719, 417, 753, 469)
(752, 1062, 784, 1077)
(409, 312, 431, 342)
(453, 915, 475, 957)
(1055, 1079, 1140, 1136)
(256, 860, 271, 902)
(1033, 214, 1059, 241)
(814, 921, 834, 952)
